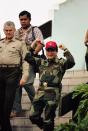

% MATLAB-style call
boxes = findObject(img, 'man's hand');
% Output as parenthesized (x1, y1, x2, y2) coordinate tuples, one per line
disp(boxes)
(59, 44, 67, 51)
(19, 79, 26, 87)
(31, 38, 41, 49)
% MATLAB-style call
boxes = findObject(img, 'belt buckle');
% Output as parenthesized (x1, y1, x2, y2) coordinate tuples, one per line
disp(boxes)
(43, 82, 47, 89)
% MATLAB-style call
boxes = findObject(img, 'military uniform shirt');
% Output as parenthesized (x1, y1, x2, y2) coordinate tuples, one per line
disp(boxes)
(0, 38, 29, 81)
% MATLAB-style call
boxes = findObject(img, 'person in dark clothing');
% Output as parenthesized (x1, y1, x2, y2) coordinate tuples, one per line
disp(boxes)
(84, 30, 88, 70)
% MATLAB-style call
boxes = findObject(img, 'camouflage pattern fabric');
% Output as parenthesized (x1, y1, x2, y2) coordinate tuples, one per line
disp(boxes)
(29, 50, 75, 131)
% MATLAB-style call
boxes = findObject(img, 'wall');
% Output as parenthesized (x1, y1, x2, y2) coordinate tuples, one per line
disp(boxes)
(52, 0, 88, 69)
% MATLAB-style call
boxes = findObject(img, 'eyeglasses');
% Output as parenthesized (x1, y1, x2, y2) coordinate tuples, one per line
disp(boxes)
(46, 48, 56, 52)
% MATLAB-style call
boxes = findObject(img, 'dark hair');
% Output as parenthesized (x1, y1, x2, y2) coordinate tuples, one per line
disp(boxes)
(19, 10, 31, 20)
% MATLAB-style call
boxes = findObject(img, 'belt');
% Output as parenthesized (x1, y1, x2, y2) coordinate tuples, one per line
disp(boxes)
(0, 64, 20, 68)
(48, 83, 62, 87)
(40, 83, 62, 88)
(46, 86, 58, 88)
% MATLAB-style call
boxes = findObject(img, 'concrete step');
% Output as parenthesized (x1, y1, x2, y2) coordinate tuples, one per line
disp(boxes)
(63, 70, 88, 78)
(62, 76, 88, 86)
(10, 109, 42, 131)
(12, 125, 42, 131)
(11, 111, 71, 131)
(11, 70, 88, 130)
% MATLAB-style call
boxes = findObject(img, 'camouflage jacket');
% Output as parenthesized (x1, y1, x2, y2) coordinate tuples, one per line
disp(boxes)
(25, 49, 75, 88)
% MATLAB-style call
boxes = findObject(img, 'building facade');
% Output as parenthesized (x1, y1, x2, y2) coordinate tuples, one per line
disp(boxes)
(52, 0, 88, 70)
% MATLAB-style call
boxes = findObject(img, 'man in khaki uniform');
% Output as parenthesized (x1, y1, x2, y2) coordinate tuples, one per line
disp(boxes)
(0, 21, 29, 131)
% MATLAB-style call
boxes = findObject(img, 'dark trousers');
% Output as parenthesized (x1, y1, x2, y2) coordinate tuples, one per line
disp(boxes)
(85, 47, 88, 71)
(12, 83, 35, 113)
(12, 66, 35, 113)
(0, 67, 21, 131)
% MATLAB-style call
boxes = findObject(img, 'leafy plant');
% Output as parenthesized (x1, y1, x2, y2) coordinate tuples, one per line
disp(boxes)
(54, 84, 88, 131)
(72, 84, 88, 123)
(54, 122, 77, 131)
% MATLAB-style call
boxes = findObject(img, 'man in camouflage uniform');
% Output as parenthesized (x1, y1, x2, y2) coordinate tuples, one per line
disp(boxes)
(84, 30, 88, 70)
(0, 21, 29, 131)
(11, 10, 44, 117)
(25, 41, 75, 131)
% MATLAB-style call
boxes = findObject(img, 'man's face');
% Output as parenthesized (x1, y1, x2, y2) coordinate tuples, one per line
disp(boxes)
(19, 15, 31, 29)
(4, 25, 15, 39)
(46, 49, 57, 59)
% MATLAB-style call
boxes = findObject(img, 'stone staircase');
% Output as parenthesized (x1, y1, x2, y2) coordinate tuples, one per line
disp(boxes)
(11, 69, 88, 131)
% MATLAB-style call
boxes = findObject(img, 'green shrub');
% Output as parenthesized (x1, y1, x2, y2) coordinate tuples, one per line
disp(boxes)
(54, 84, 88, 131)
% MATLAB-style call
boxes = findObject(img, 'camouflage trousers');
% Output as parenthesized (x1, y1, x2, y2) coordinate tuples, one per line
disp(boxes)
(29, 87, 61, 131)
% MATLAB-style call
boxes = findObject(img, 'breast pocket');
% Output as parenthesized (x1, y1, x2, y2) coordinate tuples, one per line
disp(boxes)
(8, 47, 19, 54)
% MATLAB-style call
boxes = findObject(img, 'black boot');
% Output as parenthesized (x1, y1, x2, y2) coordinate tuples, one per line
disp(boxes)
(30, 116, 44, 129)
(43, 120, 54, 131)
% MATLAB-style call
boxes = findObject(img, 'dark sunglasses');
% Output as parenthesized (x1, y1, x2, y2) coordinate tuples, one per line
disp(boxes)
(46, 48, 56, 52)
